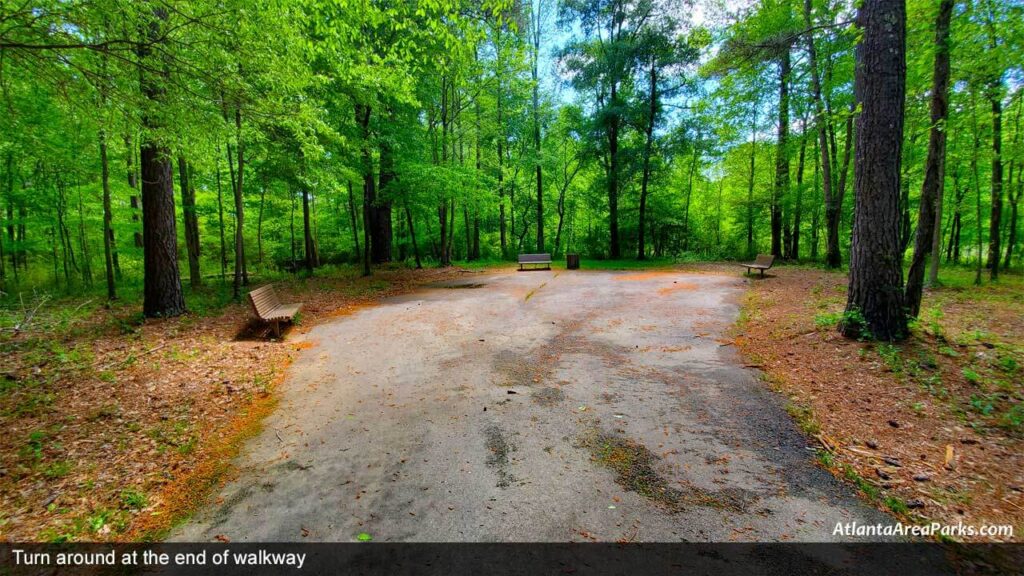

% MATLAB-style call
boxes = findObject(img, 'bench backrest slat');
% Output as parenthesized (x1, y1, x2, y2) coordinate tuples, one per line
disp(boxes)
(519, 253, 551, 263)
(248, 285, 282, 318)
(754, 254, 775, 267)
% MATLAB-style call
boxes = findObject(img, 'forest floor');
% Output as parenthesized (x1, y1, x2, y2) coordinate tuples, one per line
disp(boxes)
(0, 265, 469, 542)
(734, 264, 1023, 543)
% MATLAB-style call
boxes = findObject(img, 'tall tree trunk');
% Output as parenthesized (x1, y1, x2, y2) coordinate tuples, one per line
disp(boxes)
(746, 110, 758, 259)
(792, 122, 808, 260)
(608, 79, 621, 259)
(405, 202, 422, 269)
(970, 96, 985, 285)
(532, 7, 544, 254)
(76, 183, 92, 287)
(289, 188, 297, 268)
(356, 104, 374, 275)
(772, 46, 791, 258)
(985, 8, 1003, 279)
(99, 131, 116, 300)
(215, 150, 227, 280)
(811, 135, 821, 261)
(347, 181, 361, 260)
(4, 155, 14, 275)
(178, 157, 201, 288)
(805, 0, 839, 268)
(463, 205, 472, 261)
(843, 0, 908, 341)
(257, 178, 266, 266)
(986, 94, 1003, 279)
(138, 7, 185, 317)
(497, 85, 507, 257)
(1005, 179, 1020, 270)
(906, 0, 953, 317)
(637, 63, 658, 260)
(232, 106, 247, 298)
(375, 134, 395, 264)
(302, 185, 315, 273)
(682, 129, 701, 252)
(439, 78, 452, 267)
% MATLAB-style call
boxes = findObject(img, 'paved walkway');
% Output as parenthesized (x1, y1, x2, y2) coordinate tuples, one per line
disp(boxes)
(175, 270, 896, 543)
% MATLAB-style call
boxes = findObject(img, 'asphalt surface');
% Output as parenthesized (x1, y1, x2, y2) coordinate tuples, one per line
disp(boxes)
(174, 269, 902, 545)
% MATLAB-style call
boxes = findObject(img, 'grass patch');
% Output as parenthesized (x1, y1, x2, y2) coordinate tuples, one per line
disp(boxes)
(581, 430, 750, 513)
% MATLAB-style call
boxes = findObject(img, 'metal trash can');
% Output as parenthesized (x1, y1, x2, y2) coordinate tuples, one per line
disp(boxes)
(566, 253, 580, 270)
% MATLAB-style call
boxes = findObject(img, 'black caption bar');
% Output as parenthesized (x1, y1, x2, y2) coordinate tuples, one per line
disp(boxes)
(1, 543, 1021, 576)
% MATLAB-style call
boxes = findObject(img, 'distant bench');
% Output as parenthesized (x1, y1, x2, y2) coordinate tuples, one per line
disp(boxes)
(248, 284, 302, 338)
(518, 253, 551, 271)
(740, 254, 775, 277)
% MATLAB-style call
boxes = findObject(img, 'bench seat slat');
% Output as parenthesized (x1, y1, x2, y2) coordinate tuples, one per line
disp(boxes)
(247, 285, 303, 336)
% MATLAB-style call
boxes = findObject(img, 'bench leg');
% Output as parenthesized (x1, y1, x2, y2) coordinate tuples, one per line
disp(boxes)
(272, 320, 281, 339)
(760, 269, 765, 277)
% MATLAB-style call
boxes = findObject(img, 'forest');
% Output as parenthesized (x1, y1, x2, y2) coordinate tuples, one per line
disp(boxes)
(0, 0, 1022, 333)
(3, 0, 1024, 551)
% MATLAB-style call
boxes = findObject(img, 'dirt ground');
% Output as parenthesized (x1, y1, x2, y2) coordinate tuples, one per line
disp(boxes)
(0, 266, 467, 542)
(172, 268, 919, 560)
(735, 266, 1023, 544)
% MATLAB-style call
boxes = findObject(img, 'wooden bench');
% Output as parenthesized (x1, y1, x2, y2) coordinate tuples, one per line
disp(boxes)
(248, 284, 302, 338)
(518, 253, 552, 271)
(740, 254, 776, 277)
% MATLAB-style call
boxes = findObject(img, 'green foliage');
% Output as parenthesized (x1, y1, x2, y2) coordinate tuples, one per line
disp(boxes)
(120, 488, 149, 511)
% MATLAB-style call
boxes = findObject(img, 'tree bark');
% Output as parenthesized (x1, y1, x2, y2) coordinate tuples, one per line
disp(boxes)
(772, 46, 791, 258)
(804, 0, 839, 268)
(347, 180, 361, 260)
(405, 201, 422, 269)
(608, 80, 621, 259)
(374, 135, 395, 264)
(215, 150, 227, 279)
(906, 0, 953, 317)
(138, 7, 185, 317)
(356, 104, 374, 275)
(302, 184, 316, 273)
(497, 83, 507, 257)
(843, 0, 908, 341)
(232, 106, 247, 298)
(746, 110, 758, 259)
(637, 63, 658, 260)
(99, 131, 116, 300)
(178, 157, 201, 288)
(531, 5, 544, 254)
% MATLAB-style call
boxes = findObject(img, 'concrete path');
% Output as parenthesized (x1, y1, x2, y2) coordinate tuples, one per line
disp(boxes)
(174, 269, 894, 542)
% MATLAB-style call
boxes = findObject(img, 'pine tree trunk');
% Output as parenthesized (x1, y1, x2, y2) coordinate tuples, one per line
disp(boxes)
(805, 0, 838, 268)
(987, 95, 1003, 279)
(347, 181, 361, 260)
(138, 7, 184, 317)
(232, 107, 247, 298)
(375, 136, 395, 264)
(405, 202, 422, 269)
(772, 47, 791, 258)
(215, 151, 227, 280)
(302, 185, 315, 273)
(637, 64, 658, 260)
(906, 0, 953, 317)
(99, 131, 116, 300)
(356, 104, 374, 276)
(178, 157, 202, 288)
(746, 111, 757, 259)
(792, 123, 808, 260)
(608, 80, 621, 259)
(843, 0, 908, 341)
